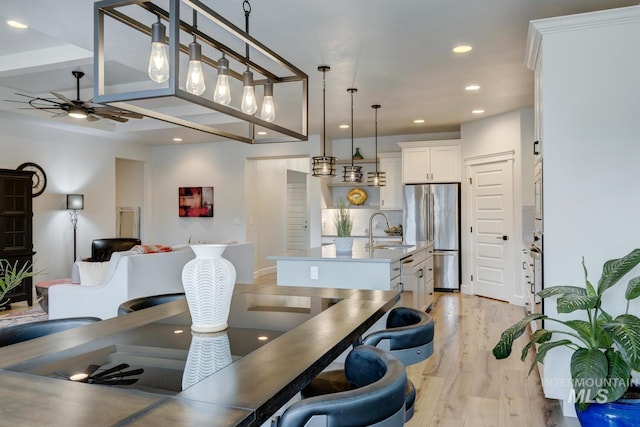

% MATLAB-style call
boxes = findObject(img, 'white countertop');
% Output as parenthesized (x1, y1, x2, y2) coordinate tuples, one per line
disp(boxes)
(269, 240, 433, 263)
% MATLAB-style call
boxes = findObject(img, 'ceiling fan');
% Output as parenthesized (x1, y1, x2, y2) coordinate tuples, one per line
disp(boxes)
(5, 71, 144, 123)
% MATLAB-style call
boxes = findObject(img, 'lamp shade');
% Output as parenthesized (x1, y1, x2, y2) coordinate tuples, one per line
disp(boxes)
(66, 194, 84, 210)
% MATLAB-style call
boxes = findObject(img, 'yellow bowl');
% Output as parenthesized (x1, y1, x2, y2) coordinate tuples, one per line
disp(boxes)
(346, 188, 368, 205)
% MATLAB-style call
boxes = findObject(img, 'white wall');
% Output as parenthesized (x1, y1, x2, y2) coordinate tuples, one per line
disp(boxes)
(150, 136, 322, 253)
(528, 6, 640, 413)
(0, 116, 151, 281)
(460, 108, 534, 303)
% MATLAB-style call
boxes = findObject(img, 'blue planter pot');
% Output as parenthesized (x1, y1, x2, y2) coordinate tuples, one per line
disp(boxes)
(576, 399, 640, 426)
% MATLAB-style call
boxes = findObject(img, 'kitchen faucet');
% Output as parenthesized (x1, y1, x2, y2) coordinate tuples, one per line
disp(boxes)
(369, 212, 390, 250)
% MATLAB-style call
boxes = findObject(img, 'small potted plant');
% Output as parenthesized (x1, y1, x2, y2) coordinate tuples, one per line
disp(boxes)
(334, 198, 353, 253)
(0, 259, 38, 312)
(493, 248, 640, 426)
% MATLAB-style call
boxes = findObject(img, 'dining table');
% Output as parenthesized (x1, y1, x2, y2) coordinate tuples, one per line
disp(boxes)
(0, 283, 399, 426)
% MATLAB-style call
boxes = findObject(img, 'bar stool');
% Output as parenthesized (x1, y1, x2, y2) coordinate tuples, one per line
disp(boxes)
(302, 306, 434, 421)
(0, 317, 100, 347)
(117, 292, 186, 315)
(272, 345, 407, 427)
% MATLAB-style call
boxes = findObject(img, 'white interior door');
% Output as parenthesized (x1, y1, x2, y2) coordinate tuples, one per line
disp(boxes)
(469, 159, 514, 302)
(287, 171, 308, 252)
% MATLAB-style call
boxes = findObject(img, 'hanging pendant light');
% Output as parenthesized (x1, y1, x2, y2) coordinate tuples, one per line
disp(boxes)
(261, 79, 276, 122)
(312, 65, 336, 177)
(213, 54, 231, 105)
(148, 16, 169, 83)
(343, 88, 362, 183)
(185, 11, 206, 96)
(367, 104, 386, 186)
(240, 0, 258, 115)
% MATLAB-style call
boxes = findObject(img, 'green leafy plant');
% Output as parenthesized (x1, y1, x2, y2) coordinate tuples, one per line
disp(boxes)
(493, 248, 640, 410)
(0, 259, 39, 309)
(334, 198, 353, 237)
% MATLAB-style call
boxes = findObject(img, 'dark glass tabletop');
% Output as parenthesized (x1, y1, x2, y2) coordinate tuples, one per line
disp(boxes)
(6, 291, 342, 394)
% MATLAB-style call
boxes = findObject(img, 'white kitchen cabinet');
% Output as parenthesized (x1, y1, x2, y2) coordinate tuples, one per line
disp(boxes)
(378, 153, 402, 210)
(399, 141, 460, 183)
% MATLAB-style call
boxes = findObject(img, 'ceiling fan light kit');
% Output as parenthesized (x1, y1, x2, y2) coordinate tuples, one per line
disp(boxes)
(93, 0, 308, 144)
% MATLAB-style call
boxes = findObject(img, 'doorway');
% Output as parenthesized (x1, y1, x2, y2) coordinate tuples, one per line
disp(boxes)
(287, 170, 308, 252)
(467, 156, 514, 302)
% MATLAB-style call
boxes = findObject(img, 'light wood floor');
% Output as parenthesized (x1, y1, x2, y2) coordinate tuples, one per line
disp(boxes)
(256, 274, 579, 427)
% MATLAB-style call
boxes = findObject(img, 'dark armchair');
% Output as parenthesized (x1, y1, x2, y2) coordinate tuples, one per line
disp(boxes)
(86, 238, 141, 262)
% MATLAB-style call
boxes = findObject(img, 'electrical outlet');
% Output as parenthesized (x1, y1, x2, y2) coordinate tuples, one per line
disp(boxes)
(310, 266, 319, 280)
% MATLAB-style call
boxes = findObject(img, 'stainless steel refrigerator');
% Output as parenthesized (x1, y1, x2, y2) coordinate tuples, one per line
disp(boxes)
(403, 183, 460, 290)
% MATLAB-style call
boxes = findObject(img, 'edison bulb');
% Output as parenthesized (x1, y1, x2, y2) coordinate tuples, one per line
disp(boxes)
(241, 70, 258, 115)
(214, 74, 231, 105)
(261, 95, 275, 122)
(186, 60, 206, 95)
(148, 42, 169, 83)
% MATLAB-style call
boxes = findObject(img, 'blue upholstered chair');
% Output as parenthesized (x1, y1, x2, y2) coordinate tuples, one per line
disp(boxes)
(302, 306, 434, 421)
(117, 292, 186, 316)
(272, 345, 407, 427)
(0, 317, 101, 347)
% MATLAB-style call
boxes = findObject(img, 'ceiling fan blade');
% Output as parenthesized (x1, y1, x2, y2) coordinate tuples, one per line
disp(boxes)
(86, 114, 100, 122)
(50, 91, 74, 105)
(94, 106, 144, 119)
(93, 111, 129, 123)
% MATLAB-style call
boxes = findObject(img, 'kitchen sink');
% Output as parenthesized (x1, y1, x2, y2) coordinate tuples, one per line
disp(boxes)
(373, 244, 415, 250)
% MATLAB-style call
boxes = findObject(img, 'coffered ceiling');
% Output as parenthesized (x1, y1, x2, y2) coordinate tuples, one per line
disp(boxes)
(0, 0, 636, 145)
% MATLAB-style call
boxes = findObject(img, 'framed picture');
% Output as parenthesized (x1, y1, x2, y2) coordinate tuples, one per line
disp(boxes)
(179, 187, 214, 217)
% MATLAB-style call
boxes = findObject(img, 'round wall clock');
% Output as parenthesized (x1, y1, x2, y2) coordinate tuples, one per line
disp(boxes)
(17, 162, 47, 197)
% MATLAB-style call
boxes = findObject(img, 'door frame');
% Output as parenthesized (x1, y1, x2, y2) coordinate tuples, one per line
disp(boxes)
(463, 151, 520, 303)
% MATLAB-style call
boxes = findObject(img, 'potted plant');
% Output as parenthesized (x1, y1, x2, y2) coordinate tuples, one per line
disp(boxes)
(493, 248, 640, 426)
(0, 259, 38, 312)
(334, 198, 353, 253)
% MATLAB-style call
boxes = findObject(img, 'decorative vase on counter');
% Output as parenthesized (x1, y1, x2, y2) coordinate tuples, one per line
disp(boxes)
(182, 330, 232, 390)
(353, 147, 363, 160)
(181, 244, 236, 333)
(334, 236, 353, 253)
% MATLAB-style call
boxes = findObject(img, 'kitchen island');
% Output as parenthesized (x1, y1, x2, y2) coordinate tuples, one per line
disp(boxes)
(269, 241, 433, 295)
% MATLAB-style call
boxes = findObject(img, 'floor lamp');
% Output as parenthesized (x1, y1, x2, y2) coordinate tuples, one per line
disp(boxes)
(67, 194, 84, 262)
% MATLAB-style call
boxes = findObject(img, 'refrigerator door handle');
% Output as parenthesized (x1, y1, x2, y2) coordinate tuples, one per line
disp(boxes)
(428, 191, 435, 241)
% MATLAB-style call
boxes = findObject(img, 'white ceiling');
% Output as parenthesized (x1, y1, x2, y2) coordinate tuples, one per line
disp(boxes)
(0, 0, 637, 145)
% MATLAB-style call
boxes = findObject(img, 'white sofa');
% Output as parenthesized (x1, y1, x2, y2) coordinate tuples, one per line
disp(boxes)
(48, 243, 254, 320)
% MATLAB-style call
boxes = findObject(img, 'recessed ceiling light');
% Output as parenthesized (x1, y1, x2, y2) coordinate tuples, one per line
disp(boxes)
(173, 329, 184, 334)
(413, 119, 425, 124)
(7, 20, 28, 29)
(172, 137, 183, 142)
(339, 124, 349, 129)
(257, 131, 267, 135)
(453, 45, 472, 54)
(472, 109, 485, 114)
(258, 335, 268, 341)
(465, 84, 480, 91)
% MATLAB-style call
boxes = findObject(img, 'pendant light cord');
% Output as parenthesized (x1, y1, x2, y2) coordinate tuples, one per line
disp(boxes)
(244, 0, 251, 71)
(322, 68, 327, 157)
(350, 90, 354, 167)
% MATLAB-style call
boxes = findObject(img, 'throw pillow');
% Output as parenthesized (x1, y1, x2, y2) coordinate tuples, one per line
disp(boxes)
(77, 261, 109, 286)
(131, 244, 173, 254)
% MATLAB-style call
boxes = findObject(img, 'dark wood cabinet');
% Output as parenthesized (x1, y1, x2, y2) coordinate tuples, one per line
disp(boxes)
(0, 169, 34, 307)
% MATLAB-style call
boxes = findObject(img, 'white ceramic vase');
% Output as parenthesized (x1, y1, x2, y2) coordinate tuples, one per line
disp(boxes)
(334, 237, 353, 253)
(182, 330, 232, 390)
(181, 244, 236, 333)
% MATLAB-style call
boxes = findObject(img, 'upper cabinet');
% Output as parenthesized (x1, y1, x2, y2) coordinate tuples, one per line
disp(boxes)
(378, 153, 402, 210)
(398, 140, 461, 183)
